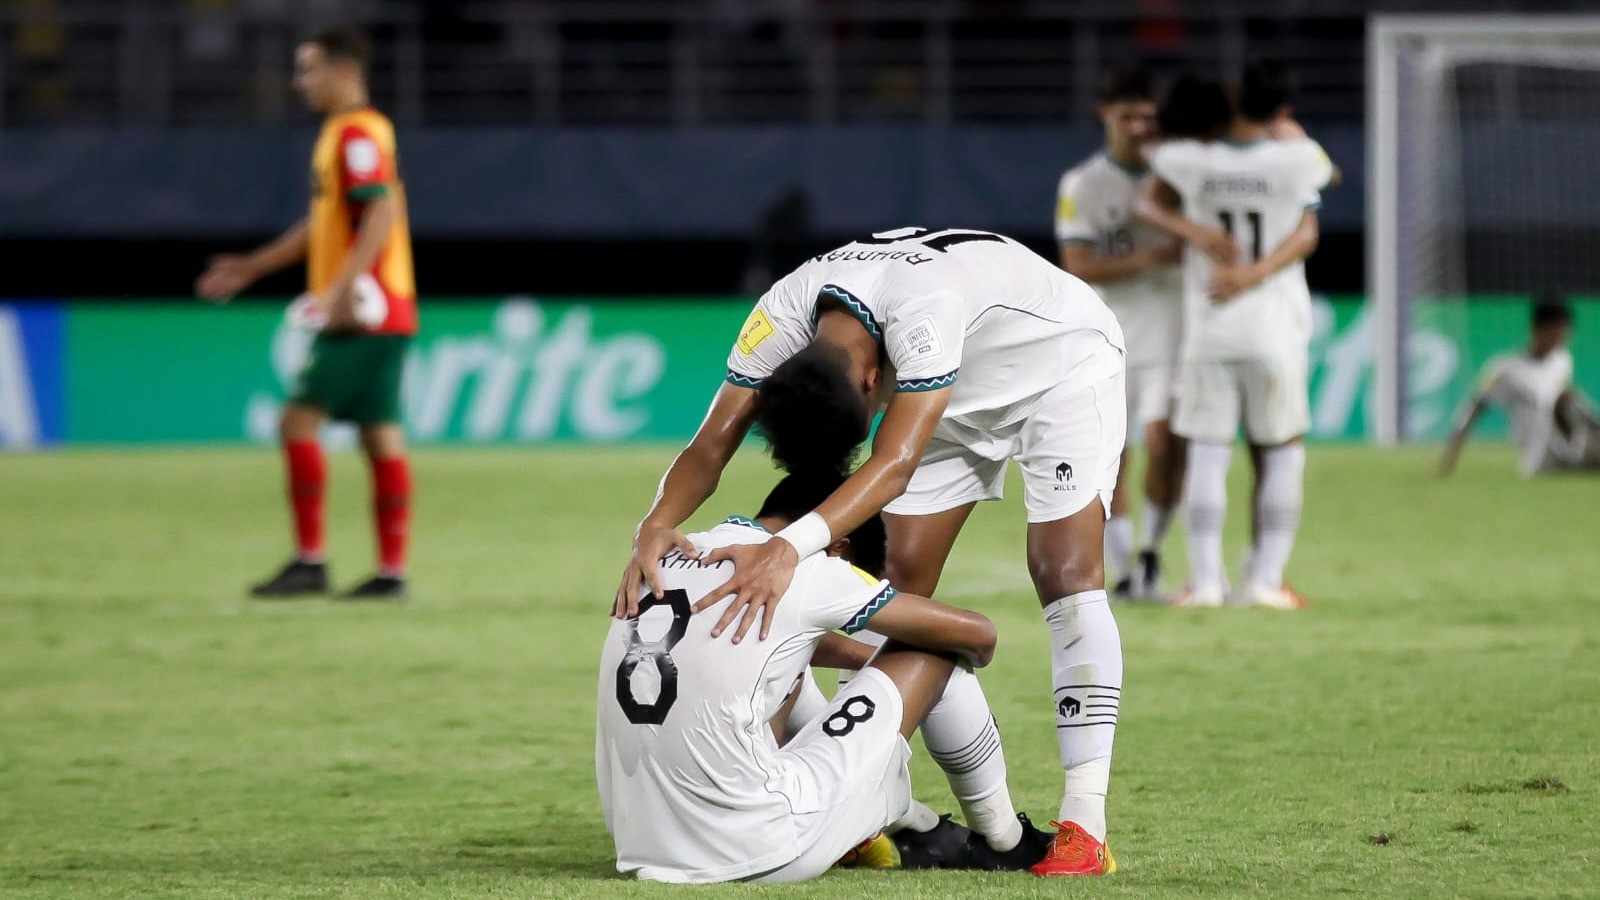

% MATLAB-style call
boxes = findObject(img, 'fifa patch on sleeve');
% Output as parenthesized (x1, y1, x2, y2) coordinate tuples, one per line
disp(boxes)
(345, 137, 381, 176)
(1056, 194, 1077, 223)
(895, 316, 944, 361)
(736, 308, 775, 356)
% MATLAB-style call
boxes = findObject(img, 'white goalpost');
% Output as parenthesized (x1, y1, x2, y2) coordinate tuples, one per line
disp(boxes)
(1367, 15, 1600, 444)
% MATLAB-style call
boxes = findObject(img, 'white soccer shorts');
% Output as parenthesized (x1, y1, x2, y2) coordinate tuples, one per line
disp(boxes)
(1125, 363, 1176, 444)
(1172, 356, 1310, 446)
(753, 667, 912, 883)
(885, 371, 1127, 524)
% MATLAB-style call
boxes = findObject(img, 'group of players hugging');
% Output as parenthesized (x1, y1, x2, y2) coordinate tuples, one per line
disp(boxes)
(598, 59, 1344, 882)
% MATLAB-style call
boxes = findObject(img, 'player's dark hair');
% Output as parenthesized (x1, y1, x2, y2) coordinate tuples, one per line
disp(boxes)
(1097, 65, 1155, 105)
(1237, 58, 1297, 122)
(1532, 294, 1574, 328)
(755, 342, 870, 477)
(757, 471, 888, 578)
(1157, 74, 1231, 140)
(306, 28, 372, 70)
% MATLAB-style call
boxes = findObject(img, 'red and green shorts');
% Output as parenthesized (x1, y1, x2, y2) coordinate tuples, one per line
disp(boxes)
(290, 333, 410, 425)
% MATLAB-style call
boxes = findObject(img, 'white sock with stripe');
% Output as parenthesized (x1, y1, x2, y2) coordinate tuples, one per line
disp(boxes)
(1046, 589, 1121, 843)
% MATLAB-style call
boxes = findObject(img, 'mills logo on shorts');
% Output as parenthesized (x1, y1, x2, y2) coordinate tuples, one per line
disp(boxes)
(1054, 461, 1075, 491)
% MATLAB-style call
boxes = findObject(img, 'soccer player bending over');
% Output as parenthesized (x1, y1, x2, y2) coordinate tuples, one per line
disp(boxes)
(617, 226, 1127, 876)
(1137, 59, 1333, 609)
(1439, 298, 1600, 478)
(598, 470, 1007, 883)
(196, 29, 417, 599)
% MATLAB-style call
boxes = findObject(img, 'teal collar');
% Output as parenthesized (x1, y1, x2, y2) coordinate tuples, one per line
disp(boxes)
(1102, 151, 1147, 177)
(723, 515, 771, 533)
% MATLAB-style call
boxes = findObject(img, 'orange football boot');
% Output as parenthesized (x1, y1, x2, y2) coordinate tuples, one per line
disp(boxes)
(1029, 820, 1116, 877)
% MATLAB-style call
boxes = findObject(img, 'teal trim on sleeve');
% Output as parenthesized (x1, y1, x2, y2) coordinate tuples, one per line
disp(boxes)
(725, 370, 763, 389)
(895, 370, 959, 393)
(843, 585, 898, 635)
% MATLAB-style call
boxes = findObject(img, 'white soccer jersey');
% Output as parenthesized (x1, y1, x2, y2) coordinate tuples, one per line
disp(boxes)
(1056, 153, 1183, 369)
(1148, 138, 1334, 364)
(1479, 348, 1576, 476)
(596, 519, 896, 884)
(725, 227, 1125, 430)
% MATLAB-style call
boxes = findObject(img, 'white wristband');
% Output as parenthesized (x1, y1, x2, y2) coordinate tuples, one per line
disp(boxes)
(775, 512, 832, 559)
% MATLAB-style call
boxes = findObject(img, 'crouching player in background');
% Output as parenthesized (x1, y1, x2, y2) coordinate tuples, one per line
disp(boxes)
(598, 471, 1012, 883)
(1439, 298, 1600, 477)
(196, 29, 416, 599)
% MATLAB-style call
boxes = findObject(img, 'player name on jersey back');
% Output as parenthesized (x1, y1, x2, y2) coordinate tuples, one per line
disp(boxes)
(1148, 139, 1334, 363)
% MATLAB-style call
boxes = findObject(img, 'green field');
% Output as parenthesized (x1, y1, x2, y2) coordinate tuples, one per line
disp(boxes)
(3, 445, 1598, 899)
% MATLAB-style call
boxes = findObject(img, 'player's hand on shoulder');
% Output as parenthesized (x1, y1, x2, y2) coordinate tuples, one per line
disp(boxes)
(615, 521, 698, 619)
(196, 254, 255, 303)
(1269, 116, 1308, 140)
(696, 539, 800, 644)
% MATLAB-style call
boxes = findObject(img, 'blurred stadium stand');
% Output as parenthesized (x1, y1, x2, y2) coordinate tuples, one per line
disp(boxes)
(0, 0, 1593, 295)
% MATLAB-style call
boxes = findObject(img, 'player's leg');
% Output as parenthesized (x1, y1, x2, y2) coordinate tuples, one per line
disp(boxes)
(1239, 357, 1309, 609)
(1172, 361, 1238, 606)
(345, 336, 412, 599)
(1133, 365, 1182, 598)
(346, 422, 410, 599)
(250, 334, 348, 597)
(1016, 373, 1124, 877)
(883, 486, 1034, 864)
(1104, 446, 1136, 598)
(752, 650, 942, 883)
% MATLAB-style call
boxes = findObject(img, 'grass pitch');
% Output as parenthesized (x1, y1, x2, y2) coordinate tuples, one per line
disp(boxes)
(2, 444, 1598, 899)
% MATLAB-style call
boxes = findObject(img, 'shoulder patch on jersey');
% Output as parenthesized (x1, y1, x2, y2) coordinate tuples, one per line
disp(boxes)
(1056, 194, 1078, 223)
(895, 315, 944, 362)
(345, 137, 380, 176)
(736, 308, 775, 356)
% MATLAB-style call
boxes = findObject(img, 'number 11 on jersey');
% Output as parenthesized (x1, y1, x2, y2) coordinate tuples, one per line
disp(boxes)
(1218, 209, 1263, 261)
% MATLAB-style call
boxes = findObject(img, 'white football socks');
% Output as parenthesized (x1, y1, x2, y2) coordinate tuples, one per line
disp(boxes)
(1103, 514, 1135, 582)
(1044, 589, 1121, 843)
(846, 632, 1022, 852)
(1184, 442, 1233, 595)
(1138, 502, 1176, 554)
(887, 798, 941, 835)
(923, 665, 1021, 851)
(1249, 443, 1306, 589)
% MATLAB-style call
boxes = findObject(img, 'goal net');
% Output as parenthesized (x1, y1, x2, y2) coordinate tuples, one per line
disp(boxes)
(1368, 16, 1600, 443)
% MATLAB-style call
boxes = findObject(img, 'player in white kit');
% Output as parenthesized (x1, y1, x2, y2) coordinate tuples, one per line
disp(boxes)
(1439, 299, 1600, 477)
(598, 472, 1000, 883)
(1056, 66, 1185, 600)
(615, 227, 1127, 876)
(1137, 59, 1334, 609)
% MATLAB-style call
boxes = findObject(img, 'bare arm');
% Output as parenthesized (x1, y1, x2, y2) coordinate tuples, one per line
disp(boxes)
(613, 383, 759, 615)
(1135, 178, 1238, 265)
(862, 592, 997, 669)
(195, 219, 309, 301)
(1209, 209, 1321, 302)
(811, 632, 878, 670)
(1059, 241, 1179, 286)
(1437, 395, 1488, 477)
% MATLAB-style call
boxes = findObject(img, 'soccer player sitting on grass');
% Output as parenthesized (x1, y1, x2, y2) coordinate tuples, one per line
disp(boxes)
(598, 469, 1018, 883)
(195, 29, 417, 599)
(1439, 297, 1600, 478)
